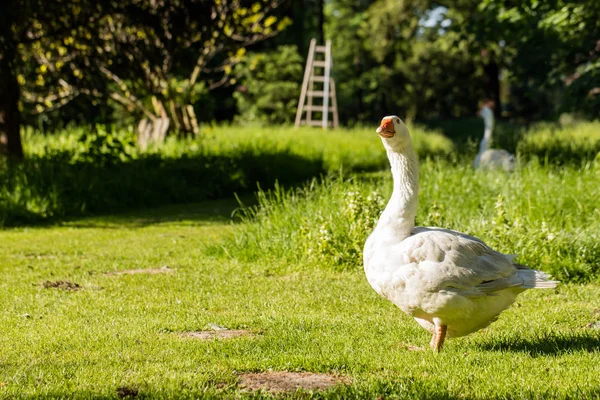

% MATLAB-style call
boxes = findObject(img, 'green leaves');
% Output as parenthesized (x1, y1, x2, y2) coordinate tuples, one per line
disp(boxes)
(233, 45, 303, 125)
(76, 126, 136, 166)
(454, 0, 600, 119)
(13, 0, 288, 132)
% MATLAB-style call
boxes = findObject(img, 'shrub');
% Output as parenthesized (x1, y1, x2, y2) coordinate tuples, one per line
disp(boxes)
(517, 122, 600, 165)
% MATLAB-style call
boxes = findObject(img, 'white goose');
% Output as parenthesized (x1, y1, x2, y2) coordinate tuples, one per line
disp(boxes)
(473, 103, 515, 172)
(363, 116, 557, 352)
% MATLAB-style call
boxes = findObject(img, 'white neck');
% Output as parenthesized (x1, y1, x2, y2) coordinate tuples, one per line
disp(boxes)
(477, 113, 494, 157)
(375, 142, 419, 241)
(477, 131, 491, 154)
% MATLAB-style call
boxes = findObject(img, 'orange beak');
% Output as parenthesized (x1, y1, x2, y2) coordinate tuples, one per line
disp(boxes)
(376, 117, 395, 138)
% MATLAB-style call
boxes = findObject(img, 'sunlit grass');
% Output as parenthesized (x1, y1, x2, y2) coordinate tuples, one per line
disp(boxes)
(1, 121, 599, 397)
(518, 121, 600, 164)
(197, 124, 455, 171)
(0, 200, 599, 398)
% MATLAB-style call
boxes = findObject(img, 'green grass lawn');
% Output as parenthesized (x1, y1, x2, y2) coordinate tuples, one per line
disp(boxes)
(1, 197, 599, 399)
(2, 122, 600, 398)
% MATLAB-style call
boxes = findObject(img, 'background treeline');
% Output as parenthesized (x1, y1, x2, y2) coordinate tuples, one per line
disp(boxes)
(1, 0, 598, 148)
(249, 0, 600, 125)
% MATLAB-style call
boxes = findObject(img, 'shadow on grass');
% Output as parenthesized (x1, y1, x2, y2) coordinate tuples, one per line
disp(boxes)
(476, 331, 600, 356)
(1, 149, 324, 227)
(59, 195, 258, 229)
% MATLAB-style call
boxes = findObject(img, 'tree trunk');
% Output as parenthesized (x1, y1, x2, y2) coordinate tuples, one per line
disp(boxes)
(0, 46, 23, 161)
(291, 0, 306, 56)
(317, 0, 324, 44)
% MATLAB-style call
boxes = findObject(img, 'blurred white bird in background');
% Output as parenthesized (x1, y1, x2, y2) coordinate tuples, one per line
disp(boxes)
(473, 99, 516, 172)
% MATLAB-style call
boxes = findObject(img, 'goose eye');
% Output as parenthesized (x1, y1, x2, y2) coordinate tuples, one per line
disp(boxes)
(395, 118, 400, 124)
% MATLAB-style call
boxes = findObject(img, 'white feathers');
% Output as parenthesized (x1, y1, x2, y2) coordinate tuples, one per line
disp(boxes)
(364, 116, 558, 341)
(474, 105, 516, 172)
(518, 269, 560, 289)
(474, 149, 516, 172)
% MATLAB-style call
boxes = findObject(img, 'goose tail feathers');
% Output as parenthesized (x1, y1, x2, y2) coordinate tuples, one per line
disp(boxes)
(518, 269, 559, 289)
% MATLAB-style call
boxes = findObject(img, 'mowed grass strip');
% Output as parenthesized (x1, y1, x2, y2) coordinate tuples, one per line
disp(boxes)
(1, 199, 599, 398)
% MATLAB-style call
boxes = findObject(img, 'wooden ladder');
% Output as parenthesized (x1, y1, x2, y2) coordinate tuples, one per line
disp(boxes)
(295, 38, 339, 129)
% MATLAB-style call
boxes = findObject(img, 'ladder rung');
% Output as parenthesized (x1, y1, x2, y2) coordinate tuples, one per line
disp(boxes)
(304, 105, 335, 112)
(295, 40, 338, 129)
(307, 91, 332, 97)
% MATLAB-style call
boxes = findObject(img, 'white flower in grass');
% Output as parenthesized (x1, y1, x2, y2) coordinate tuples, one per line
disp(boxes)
(319, 224, 332, 242)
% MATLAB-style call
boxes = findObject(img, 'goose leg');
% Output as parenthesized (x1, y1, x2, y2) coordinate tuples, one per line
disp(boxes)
(430, 320, 447, 352)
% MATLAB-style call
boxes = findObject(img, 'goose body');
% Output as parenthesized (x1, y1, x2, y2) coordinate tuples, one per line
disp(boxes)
(363, 116, 557, 351)
(474, 148, 516, 172)
(474, 104, 515, 172)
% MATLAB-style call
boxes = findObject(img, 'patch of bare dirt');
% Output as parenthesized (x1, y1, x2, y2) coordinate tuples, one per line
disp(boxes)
(106, 266, 173, 275)
(42, 280, 81, 291)
(585, 309, 600, 329)
(179, 330, 254, 339)
(116, 386, 138, 398)
(397, 343, 426, 351)
(238, 372, 346, 393)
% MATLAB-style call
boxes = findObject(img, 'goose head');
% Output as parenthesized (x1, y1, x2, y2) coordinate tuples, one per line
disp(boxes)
(376, 115, 412, 152)
(478, 103, 495, 129)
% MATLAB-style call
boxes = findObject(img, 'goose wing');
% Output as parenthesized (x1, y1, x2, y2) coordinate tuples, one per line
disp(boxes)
(398, 227, 527, 296)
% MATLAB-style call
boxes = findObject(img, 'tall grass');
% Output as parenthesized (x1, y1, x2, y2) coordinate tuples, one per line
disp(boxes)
(0, 125, 453, 226)
(21, 124, 455, 171)
(2, 121, 599, 227)
(152, 124, 455, 171)
(518, 122, 600, 164)
(215, 159, 600, 282)
(423, 118, 600, 164)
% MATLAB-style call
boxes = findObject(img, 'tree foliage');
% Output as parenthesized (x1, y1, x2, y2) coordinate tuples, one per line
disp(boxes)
(322, 0, 485, 124)
(22, 0, 290, 135)
(233, 45, 303, 124)
(449, 0, 600, 119)
(1, 0, 114, 159)
(1, 0, 290, 159)
(317, 0, 598, 124)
